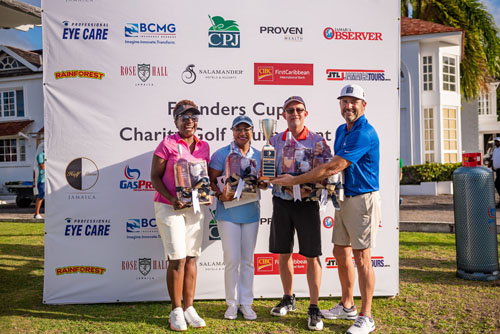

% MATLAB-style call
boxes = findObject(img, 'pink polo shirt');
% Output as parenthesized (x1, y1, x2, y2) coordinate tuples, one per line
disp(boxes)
(153, 133, 210, 205)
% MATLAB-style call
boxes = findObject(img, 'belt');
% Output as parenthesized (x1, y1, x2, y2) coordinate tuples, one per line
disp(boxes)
(345, 191, 374, 198)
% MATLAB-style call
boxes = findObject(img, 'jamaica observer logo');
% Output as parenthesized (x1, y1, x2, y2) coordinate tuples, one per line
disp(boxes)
(119, 165, 155, 191)
(208, 15, 240, 48)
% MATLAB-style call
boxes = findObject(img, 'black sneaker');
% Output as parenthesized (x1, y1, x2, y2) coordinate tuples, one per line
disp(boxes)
(270, 294, 296, 316)
(307, 305, 324, 331)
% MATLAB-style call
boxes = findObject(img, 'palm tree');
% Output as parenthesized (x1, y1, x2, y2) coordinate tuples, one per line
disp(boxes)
(402, 0, 500, 100)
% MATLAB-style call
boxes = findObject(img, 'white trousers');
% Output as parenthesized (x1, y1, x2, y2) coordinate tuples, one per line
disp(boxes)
(218, 220, 259, 306)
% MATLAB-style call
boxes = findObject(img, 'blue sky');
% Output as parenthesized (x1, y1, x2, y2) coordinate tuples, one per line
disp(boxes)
(0, 0, 499, 51)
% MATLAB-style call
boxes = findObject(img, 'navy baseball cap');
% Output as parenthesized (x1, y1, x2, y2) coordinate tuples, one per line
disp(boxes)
(173, 104, 201, 118)
(231, 115, 254, 128)
(283, 96, 306, 110)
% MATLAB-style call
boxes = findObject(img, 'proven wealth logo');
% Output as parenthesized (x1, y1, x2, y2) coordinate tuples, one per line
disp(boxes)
(208, 15, 240, 48)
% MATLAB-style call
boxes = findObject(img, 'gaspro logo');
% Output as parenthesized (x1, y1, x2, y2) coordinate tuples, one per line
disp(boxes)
(208, 15, 240, 48)
(119, 165, 155, 191)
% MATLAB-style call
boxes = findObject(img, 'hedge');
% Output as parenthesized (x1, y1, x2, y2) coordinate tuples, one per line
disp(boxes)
(401, 162, 462, 185)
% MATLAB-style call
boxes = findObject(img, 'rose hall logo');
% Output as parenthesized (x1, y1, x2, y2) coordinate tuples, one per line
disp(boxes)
(208, 15, 240, 48)
(120, 64, 167, 86)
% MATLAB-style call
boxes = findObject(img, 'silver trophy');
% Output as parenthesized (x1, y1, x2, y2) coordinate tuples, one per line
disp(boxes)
(259, 119, 277, 179)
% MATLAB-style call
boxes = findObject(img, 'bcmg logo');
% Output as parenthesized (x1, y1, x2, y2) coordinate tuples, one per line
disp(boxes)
(208, 15, 240, 48)
(125, 23, 176, 37)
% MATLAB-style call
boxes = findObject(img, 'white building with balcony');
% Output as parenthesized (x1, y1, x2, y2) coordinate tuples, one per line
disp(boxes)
(400, 17, 463, 165)
(0, 45, 43, 195)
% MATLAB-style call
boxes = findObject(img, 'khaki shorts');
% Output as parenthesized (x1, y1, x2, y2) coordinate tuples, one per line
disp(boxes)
(332, 191, 381, 249)
(154, 201, 204, 260)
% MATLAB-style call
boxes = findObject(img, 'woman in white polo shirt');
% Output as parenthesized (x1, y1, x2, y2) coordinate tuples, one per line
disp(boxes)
(208, 115, 264, 320)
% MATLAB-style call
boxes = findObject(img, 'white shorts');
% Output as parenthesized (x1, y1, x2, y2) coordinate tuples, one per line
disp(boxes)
(154, 201, 204, 260)
(332, 191, 381, 249)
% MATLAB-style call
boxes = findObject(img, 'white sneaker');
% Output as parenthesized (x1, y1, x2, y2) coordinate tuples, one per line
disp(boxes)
(224, 304, 238, 320)
(169, 307, 187, 331)
(321, 302, 357, 320)
(347, 314, 376, 334)
(184, 306, 206, 328)
(34, 214, 42, 219)
(239, 305, 257, 320)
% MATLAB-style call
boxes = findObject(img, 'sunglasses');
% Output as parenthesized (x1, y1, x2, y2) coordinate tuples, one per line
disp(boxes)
(177, 114, 199, 122)
(285, 107, 305, 114)
(232, 127, 253, 133)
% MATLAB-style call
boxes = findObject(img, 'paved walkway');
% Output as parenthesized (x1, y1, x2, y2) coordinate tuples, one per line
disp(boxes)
(1, 195, 499, 233)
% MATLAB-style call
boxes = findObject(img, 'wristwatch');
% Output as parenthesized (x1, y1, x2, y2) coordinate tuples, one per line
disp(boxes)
(216, 192, 222, 201)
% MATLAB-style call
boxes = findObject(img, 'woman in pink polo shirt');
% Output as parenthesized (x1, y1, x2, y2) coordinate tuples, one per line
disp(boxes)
(151, 99, 210, 331)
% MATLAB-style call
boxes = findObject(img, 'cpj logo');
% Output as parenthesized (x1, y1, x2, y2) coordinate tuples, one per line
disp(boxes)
(119, 165, 155, 191)
(208, 15, 240, 48)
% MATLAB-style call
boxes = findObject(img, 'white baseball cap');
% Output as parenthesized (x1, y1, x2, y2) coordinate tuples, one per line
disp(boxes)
(494, 137, 500, 141)
(338, 84, 366, 101)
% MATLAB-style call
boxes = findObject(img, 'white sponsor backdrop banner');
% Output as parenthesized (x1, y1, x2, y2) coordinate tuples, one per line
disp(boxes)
(42, 0, 400, 304)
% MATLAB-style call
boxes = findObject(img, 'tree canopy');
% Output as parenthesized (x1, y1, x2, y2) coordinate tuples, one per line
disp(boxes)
(402, 0, 500, 100)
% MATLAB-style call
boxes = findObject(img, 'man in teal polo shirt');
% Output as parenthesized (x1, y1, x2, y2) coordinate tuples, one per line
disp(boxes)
(272, 84, 380, 334)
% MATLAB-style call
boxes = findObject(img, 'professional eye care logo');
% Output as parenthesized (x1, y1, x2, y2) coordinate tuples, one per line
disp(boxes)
(325, 256, 389, 269)
(254, 63, 313, 85)
(54, 70, 105, 80)
(254, 253, 307, 275)
(208, 15, 240, 48)
(323, 27, 382, 41)
(124, 22, 176, 45)
(119, 165, 155, 191)
(61, 20, 108, 40)
(181, 64, 243, 84)
(259, 26, 303, 42)
(126, 218, 160, 240)
(121, 258, 167, 280)
(326, 69, 389, 81)
(66, 157, 99, 193)
(64, 217, 111, 237)
(120, 64, 167, 86)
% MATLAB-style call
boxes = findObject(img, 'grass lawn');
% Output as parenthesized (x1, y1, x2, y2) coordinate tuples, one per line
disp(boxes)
(0, 223, 499, 333)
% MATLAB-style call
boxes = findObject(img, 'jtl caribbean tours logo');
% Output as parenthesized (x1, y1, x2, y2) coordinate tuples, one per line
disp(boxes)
(208, 15, 240, 48)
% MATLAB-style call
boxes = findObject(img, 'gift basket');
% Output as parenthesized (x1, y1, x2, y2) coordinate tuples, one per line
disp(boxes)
(309, 141, 343, 209)
(174, 144, 211, 207)
(224, 147, 258, 198)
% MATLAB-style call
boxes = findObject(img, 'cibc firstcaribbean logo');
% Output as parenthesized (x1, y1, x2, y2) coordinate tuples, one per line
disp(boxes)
(208, 15, 240, 48)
